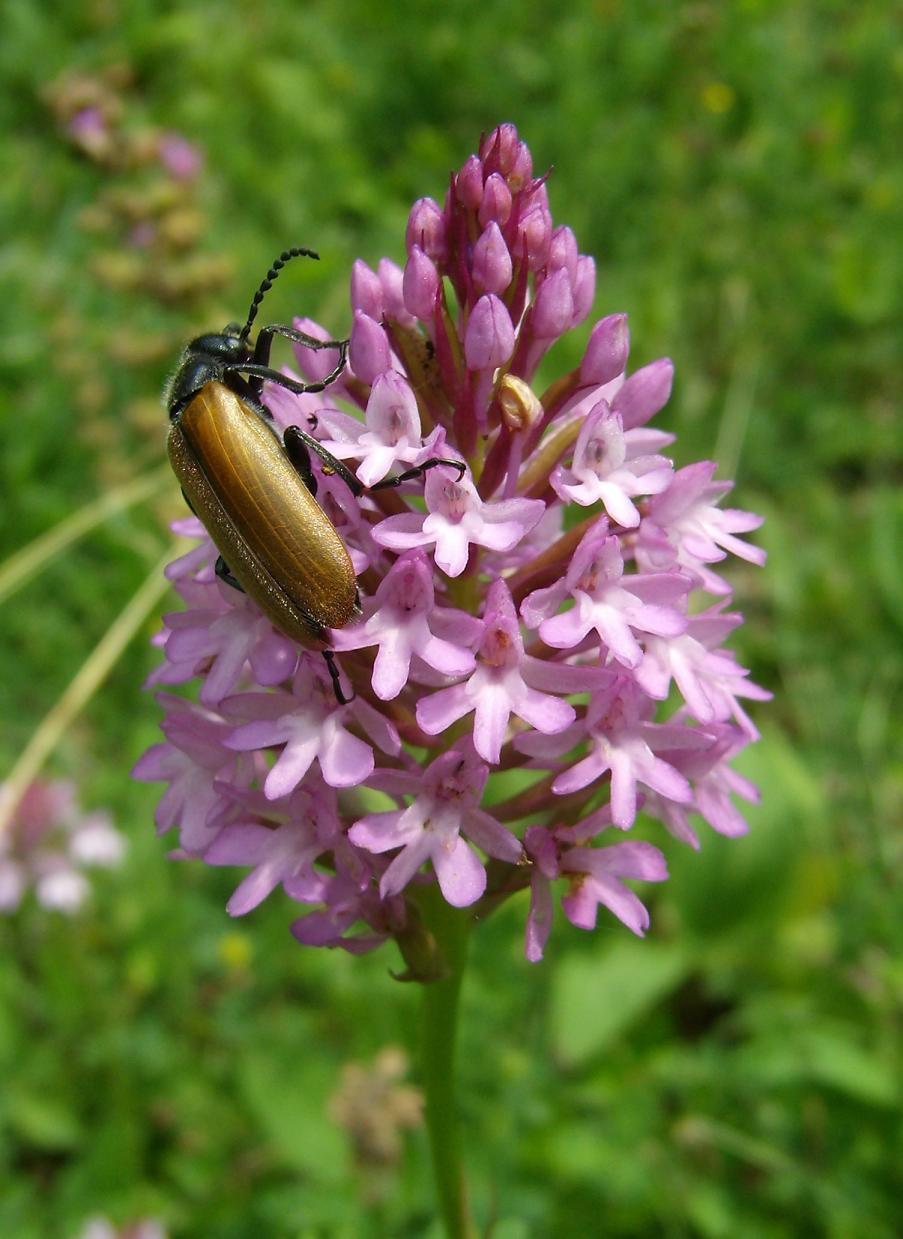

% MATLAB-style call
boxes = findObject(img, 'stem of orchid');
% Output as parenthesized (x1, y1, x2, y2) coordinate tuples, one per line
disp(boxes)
(418, 888, 476, 1239)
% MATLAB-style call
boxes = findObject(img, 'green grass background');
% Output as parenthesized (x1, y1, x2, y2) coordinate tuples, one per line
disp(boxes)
(1, 1, 901, 1235)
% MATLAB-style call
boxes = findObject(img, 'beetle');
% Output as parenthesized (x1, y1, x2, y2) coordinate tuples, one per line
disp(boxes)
(166, 247, 463, 701)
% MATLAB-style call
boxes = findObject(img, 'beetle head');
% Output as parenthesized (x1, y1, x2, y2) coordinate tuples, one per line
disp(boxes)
(165, 329, 254, 420)
(165, 249, 321, 420)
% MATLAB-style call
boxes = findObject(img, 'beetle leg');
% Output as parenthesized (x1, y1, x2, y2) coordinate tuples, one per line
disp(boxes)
(282, 427, 318, 496)
(282, 425, 363, 497)
(247, 326, 348, 401)
(215, 556, 245, 593)
(253, 323, 349, 369)
(224, 358, 349, 403)
(322, 650, 353, 704)
(369, 457, 467, 491)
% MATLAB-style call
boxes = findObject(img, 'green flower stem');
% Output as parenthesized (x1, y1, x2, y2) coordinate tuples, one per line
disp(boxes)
(417, 889, 477, 1239)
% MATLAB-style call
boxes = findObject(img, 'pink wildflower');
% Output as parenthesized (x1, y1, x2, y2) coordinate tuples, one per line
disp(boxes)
(137, 124, 767, 959)
(0, 780, 124, 915)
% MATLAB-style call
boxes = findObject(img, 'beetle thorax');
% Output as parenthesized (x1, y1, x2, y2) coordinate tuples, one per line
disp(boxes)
(166, 329, 253, 420)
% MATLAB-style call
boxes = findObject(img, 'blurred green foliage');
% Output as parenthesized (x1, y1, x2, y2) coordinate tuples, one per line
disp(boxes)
(1, 1, 901, 1235)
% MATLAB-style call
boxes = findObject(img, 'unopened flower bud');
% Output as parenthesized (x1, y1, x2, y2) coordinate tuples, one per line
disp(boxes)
(406, 197, 447, 263)
(524, 179, 550, 215)
(350, 310, 391, 384)
(532, 267, 573, 339)
(479, 174, 512, 228)
(498, 374, 543, 433)
(480, 123, 530, 186)
(548, 226, 578, 283)
(465, 294, 515, 370)
(351, 259, 383, 320)
(508, 141, 533, 192)
(494, 123, 520, 171)
(570, 255, 596, 326)
(455, 155, 484, 209)
(291, 318, 343, 383)
(516, 203, 552, 270)
(472, 222, 513, 295)
(403, 245, 439, 321)
(581, 314, 630, 384)
(612, 358, 674, 429)
(378, 258, 416, 326)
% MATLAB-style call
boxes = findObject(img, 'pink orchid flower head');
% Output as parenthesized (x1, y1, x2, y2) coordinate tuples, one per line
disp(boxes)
(137, 125, 767, 961)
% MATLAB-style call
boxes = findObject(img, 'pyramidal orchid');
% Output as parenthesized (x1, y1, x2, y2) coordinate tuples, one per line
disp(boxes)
(135, 124, 768, 968)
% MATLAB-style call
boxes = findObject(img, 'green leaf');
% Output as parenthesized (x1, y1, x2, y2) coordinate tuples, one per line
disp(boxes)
(667, 725, 828, 938)
(800, 1029, 899, 1108)
(551, 939, 689, 1067)
(6, 1089, 81, 1150)
(237, 1050, 345, 1179)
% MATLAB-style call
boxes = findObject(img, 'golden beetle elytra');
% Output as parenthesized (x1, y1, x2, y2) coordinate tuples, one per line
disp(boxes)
(165, 248, 462, 699)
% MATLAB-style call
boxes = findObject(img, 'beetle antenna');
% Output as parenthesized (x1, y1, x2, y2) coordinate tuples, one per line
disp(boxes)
(239, 247, 320, 345)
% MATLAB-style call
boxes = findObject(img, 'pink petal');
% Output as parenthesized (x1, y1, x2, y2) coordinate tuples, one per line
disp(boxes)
(264, 737, 319, 799)
(553, 749, 609, 795)
(227, 864, 282, 916)
(472, 684, 512, 763)
(433, 837, 486, 907)
(205, 824, 272, 865)
(642, 756, 692, 805)
(373, 512, 430, 552)
(370, 630, 414, 700)
(380, 834, 433, 898)
(540, 608, 593, 650)
(588, 876, 650, 936)
(349, 810, 407, 853)
(416, 684, 473, 736)
(319, 727, 374, 788)
(598, 484, 642, 528)
(526, 873, 553, 962)
(609, 749, 639, 827)
(431, 522, 472, 577)
(514, 686, 575, 735)
(465, 808, 523, 862)
(420, 634, 477, 679)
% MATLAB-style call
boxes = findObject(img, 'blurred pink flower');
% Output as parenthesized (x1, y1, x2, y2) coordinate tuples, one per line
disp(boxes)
(0, 780, 124, 915)
(157, 132, 203, 182)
